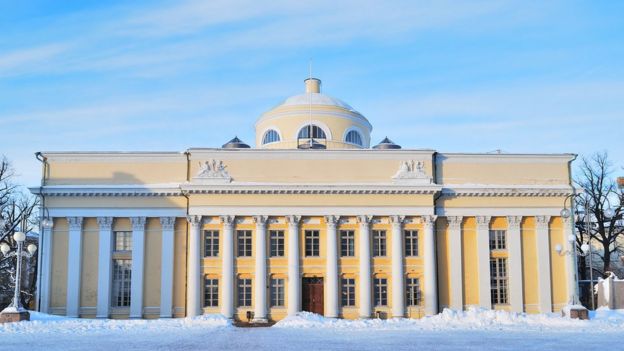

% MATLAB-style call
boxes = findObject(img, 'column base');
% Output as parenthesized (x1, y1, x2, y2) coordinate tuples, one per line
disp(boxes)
(251, 317, 269, 324)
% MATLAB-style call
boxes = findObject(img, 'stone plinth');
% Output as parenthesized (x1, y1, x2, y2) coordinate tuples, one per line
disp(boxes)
(0, 311, 30, 323)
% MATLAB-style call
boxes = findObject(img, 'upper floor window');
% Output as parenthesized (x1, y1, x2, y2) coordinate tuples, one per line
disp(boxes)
(270, 230, 285, 257)
(262, 129, 281, 144)
(237, 230, 252, 257)
(340, 230, 355, 257)
(204, 230, 219, 257)
(114, 231, 132, 252)
(372, 230, 386, 257)
(489, 230, 507, 250)
(298, 125, 326, 139)
(305, 230, 320, 257)
(345, 130, 363, 146)
(404, 230, 419, 257)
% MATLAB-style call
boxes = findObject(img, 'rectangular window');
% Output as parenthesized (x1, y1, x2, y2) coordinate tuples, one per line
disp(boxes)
(238, 278, 252, 307)
(340, 230, 355, 257)
(237, 230, 252, 257)
(270, 278, 285, 307)
(372, 230, 386, 257)
(404, 230, 419, 257)
(204, 278, 219, 307)
(341, 278, 356, 307)
(490, 258, 508, 305)
(373, 278, 388, 306)
(406, 277, 421, 306)
(305, 230, 320, 257)
(112, 259, 131, 307)
(489, 230, 507, 250)
(114, 231, 132, 251)
(204, 230, 219, 257)
(270, 230, 285, 257)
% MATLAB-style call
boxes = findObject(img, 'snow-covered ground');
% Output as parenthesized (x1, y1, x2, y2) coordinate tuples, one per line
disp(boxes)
(1, 308, 623, 350)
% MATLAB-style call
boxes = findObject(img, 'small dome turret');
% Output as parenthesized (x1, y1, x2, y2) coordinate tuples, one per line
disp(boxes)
(373, 137, 401, 149)
(222, 136, 251, 149)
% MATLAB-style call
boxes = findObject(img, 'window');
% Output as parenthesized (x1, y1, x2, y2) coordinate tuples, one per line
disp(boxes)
(298, 125, 326, 139)
(372, 230, 386, 257)
(489, 230, 507, 250)
(305, 230, 320, 257)
(340, 230, 355, 257)
(270, 278, 285, 307)
(404, 230, 419, 257)
(204, 230, 219, 257)
(490, 258, 508, 305)
(374, 278, 388, 306)
(262, 129, 281, 144)
(114, 231, 132, 251)
(112, 259, 131, 307)
(237, 230, 252, 257)
(341, 278, 356, 307)
(204, 278, 219, 307)
(270, 230, 285, 257)
(406, 277, 421, 306)
(345, 130, 363, 146)
(238, 278, 252, 307)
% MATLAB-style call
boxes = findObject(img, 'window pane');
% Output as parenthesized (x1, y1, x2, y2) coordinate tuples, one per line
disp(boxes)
(114, 231, 132, 251)
(345, 130, 363, 146)
(112, 259, 131, 307)
(271, 278, 284, 307)
(270, 230, 285, 257)
(305, 230, 320, 257)
(373, 230, 386, 257)
(238, 278, 252, 307)
(263, 130, 281, 144)
(404, 230, 418, 257)
(298, 125, 326, 139)
(237, 230, 252, 257)
(340, 230, 354, 257)
(204, 278, 219, 307)
(204, 230, 219, 257)
(341, 278, 355, 307)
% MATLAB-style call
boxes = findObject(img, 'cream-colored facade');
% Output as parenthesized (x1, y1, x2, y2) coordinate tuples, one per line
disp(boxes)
(31, 78, 578, 321)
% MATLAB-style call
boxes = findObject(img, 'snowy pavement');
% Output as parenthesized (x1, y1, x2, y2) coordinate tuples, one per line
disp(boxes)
(1, 308, 623, 350)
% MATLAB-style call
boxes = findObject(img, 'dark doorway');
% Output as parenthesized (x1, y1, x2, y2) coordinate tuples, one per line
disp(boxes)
(302, 277, 324, 315)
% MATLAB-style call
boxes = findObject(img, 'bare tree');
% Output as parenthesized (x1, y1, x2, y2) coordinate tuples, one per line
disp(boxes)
(574, 152, 624, 279)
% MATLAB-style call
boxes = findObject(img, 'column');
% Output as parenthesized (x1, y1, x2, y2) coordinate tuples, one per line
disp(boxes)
(286, 215, 301, 316)
(186, 215, 202, 317)
(536, 215, 552, 313)
(507, 216, 524, 313)
(357, 215, 372, 318)
(476, 215, 492, 309)
(324, 215, 340, 318)
(220, 215, 235, 318)
(253, 215, 268, 323)
(390, 215, 405, 318)
(130, 217, 146, 318)
(66, 216, 83, 318)
(96, 217, 113, 318)
(447, 216, 463, 310)
(39, 223, 54, 314)
(423, 215, 438, 316)
(563, 216, 579, 304)
(160, 217, 176, 318)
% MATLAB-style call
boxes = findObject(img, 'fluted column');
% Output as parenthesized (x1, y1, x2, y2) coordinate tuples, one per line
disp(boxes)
(39, 223, 54, 314)
(130, 217, 146, 318)
(96, 217, 113, 318)
(66, 216, 83, 318)
(220, 215, 235, 318)
(507, 216, 523, 312)
(423, 215, 438, 315)
(476, 215, 492, 309)
(357, 215, 372, 318)
(160, 217, 176, 318)
(286, 215, 301, 316)
(390, 215, 405, 318)
(563, 216, 579, 304)
(324, 215, 340, 318)
(186, 215, 202, 317)
(447, 216, 463, 310)
(536, 215, 552, 313)
(253, 215, 268, 322)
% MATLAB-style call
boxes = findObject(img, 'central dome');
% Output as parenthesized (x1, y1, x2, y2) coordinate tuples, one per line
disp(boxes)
(255, 78, 373, 149)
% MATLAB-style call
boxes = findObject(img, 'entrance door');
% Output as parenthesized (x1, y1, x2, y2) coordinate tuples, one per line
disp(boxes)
(302, 277, 324, 315)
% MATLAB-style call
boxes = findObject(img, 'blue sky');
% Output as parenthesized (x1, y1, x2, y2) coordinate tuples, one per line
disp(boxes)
(1, 0, 623, 187)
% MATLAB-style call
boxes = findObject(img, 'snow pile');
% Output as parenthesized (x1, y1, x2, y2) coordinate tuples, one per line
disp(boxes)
(0, 311, 232, 335)
(591, 307, 624, 321)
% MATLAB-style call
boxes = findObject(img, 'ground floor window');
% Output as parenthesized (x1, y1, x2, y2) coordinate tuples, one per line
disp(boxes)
(112, 259, 131, 307)
(341, 278, 356, 307)
(490, 258, 508, 305)
(238, 278, 252, 307)
(270, 278, 285, 307)
(373, 278, 388, 306)
(204, 277, 219, 307)
(406, 277, 421, 306)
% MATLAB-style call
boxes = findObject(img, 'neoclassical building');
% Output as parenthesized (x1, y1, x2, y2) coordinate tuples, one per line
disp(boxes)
(31, 78, 578, 321)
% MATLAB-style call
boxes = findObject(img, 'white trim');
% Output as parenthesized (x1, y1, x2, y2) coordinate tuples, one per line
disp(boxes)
(536, 217, 552, 313)
(507, 218, 524, 313)
(46, 208, 186, 218)
(96, 218, 113, 318)
(436, 207, 564, 217)
(183, 182, 442, 195)
(129, 218, 146, 318)
(436, 153, 576, 163)
(293, 120, 333, 140)
(189, 206, 436, 216)
(476, 217, 492, 309)
(187, 148, 436, 160)
(160, 218, 175, 318)
(66, 217, 83, 318)
(39, 227, 53, 313)
(440, 185, 573, 197)
(30, 184, 183, 197)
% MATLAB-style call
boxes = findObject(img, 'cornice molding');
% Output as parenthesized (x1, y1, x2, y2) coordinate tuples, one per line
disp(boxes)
(30, 185, 183, 197)
(440, 185, 573, 197)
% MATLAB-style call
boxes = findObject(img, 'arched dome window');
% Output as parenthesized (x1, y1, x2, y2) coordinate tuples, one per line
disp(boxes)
(298, 125, 326, 139)
(262, 129, 281, 144)
(345, 130, 363, 146)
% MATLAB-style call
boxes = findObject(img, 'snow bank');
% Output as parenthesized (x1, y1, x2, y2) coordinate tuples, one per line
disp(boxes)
(0, 311, 232, 335)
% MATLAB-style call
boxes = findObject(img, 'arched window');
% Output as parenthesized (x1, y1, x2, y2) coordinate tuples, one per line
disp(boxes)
(262, 129, 281, 144)
(345, 130, 363, 146)
(298, 125, 326, 139)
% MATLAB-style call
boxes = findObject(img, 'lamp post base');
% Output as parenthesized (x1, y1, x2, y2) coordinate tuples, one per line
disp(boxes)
(0, 311, 30, 323)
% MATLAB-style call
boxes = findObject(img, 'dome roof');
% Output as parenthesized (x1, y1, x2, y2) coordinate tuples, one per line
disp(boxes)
(279, 93, 358, 113)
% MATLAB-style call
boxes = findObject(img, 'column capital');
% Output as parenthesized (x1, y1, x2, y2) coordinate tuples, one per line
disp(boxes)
(507, 215, 522, 230)
(67, 217, 83, 230)
(356, 215, 373, 225)
(187, 215, 203, 226)
(476, 215, 491, 230)
(160, 217, 176, 231)
(97, 217, 113, 230)
(131, 216, 147, 230)
(253, 215, 268, 226)
(389, 215, 405, 225)
(535, 215, 551, 229)
(324, 215, 340, 227)
(219, 215, 235, 226)
(422, 215, 438, 226)
(447, 216, 463, 230)
(286, 215, 301, 225)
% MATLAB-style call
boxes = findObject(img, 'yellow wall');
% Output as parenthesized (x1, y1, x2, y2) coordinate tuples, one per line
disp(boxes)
(50, 218, 68, 313)
(462, 217, 479, 307)
(522, 217, 539, 313)
(144, 218, 162, 318)
(550, 217, 568, 312)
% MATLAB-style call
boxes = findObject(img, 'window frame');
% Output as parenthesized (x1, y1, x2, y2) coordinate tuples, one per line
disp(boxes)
(237, 278, 252, 308)
(372, 230, 387, 257)
(237, 230, 253, 257)
(270, 277, 285, 307)
(203, 230, 220, 257)
(341, 278, 356, 307)
(373, 277, 388, 307)
(344, 130, 363, 146)
(262, 129, 281, 144)
(270, 230, 285, 257)
(114, 231, 132, 252)
(305, 230, 320, 257)
(112, 259, 132, 308)
(204, 277, 219, 307)
(490, 258, 508, 305)
(489, 230, 507, 250)
(406, 277, 421, 306)
(298, 125, 327, 139)
(404, 230, 419, 257)
(340, 230, 355, 257)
